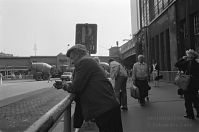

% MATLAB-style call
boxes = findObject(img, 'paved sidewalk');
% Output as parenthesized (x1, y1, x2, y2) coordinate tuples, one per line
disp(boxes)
(0, 87, 68, 132)
(54, 81, 199, 132)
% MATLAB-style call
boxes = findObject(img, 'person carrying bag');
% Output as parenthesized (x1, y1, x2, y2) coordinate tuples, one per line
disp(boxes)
(175, 49, 199, 119)
(175, 62, 191, 91)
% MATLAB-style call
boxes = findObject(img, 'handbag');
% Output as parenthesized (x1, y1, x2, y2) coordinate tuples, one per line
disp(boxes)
(174, 73, 190, 90)
(130, 84, 140, 99)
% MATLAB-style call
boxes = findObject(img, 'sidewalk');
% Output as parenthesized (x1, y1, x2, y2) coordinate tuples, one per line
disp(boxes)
(52, 80, 199, 132)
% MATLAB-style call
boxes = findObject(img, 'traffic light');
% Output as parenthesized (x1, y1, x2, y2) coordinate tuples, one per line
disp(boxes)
(75, 23, 97, 54)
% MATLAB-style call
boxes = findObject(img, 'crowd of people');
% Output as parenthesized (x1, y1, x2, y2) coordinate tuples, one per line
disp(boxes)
(53, 44, 199, 131)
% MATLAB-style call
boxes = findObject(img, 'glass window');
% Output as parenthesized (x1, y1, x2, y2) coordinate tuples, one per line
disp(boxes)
(193, 14, 199, 35)
(158, 0, 163, 12)
(163, 0, 169, 7)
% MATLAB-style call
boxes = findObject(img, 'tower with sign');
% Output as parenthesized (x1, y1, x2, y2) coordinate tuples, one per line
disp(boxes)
(75, 23, 97, 54)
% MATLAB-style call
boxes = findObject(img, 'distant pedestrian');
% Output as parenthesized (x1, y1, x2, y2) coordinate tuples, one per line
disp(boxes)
(62, 44, 123, 132)
(132, 55, 150, 106)
(19, 74, 22, 79)
(175, 49, 199, 119)
(0, 73, 2, 85)
(109, 58, 128, 110)
(151, 59, 160, 87)
(47, 74, 52, 83)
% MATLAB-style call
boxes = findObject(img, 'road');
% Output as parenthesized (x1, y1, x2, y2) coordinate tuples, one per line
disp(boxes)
(1, 79, 199, 132)
(0, 79, 68, 132)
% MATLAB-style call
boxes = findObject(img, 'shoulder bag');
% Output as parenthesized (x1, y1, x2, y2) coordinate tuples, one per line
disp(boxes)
(174, 61, 191, 90)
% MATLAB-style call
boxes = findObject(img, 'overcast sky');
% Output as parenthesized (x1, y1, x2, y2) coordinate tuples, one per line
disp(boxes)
(0, 0, 137, 56)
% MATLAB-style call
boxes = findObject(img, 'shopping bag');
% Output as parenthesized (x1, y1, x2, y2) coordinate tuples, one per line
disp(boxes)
(174, 73, 190, 90)
(130, 84, 140, 99)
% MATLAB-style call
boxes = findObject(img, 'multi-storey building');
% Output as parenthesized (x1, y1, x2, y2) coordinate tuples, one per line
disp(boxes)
(134, 0, 199, 81)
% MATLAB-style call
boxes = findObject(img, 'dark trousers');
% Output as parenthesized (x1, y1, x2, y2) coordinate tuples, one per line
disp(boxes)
(95, 106, 123, 132)
(73, 98, 84, 128)
(135, 79, 149, 103)
(184, 91, 199, 117)
(115, 76, 128, 107)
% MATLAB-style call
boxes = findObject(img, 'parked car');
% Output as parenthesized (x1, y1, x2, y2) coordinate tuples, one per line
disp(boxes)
(61, 72, 73, 81)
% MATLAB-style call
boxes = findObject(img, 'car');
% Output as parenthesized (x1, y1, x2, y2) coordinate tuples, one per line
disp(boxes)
(61, 72, 73, 81)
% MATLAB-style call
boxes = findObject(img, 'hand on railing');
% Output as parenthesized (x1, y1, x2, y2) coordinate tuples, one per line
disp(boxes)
(53, 80, 63, 89)
(53, 80, 72, 92)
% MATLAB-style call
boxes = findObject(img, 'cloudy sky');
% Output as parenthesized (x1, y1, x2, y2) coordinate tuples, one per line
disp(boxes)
(0, 0, 137, 56)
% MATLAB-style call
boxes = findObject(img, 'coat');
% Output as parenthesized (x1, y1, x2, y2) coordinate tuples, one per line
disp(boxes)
(67, 56, 119, 120)
(175, 58, 199, 92)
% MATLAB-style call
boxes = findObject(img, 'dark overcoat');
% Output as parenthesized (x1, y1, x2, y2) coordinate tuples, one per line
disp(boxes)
(68, 56, 119, 120)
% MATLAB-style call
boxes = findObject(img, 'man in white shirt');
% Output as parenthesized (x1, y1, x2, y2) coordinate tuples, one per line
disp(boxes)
(132, 55, 150, 106)
(109, 58, 128, 110)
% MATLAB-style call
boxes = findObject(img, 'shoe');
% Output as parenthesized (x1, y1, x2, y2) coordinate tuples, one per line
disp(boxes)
(184, 115, 195, 120)
(121, 106, 128, 111)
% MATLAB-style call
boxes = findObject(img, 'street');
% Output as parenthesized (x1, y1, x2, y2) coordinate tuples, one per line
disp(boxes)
(0, 80, 199, 132)
(0, 79, 68, 132)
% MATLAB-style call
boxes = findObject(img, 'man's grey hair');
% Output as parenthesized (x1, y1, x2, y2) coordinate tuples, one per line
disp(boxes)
(138, 55, 144, 59)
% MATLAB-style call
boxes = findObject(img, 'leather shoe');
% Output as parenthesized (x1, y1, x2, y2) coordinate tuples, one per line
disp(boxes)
(184, 115, 195, 119)
(121, 106, 128, 111)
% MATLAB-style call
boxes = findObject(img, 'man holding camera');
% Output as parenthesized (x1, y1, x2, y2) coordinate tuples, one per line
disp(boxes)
(54, 44, 123, 132)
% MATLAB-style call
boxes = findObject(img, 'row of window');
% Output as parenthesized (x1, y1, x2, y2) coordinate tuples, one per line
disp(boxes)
(149, 29, 171, 71)
(140, 0, 174, 27)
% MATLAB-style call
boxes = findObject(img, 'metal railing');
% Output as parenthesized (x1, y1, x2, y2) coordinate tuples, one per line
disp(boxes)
(24, 93, 75, 132)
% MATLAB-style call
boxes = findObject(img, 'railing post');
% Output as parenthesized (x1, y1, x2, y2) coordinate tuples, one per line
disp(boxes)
(64, 104, 71, 132)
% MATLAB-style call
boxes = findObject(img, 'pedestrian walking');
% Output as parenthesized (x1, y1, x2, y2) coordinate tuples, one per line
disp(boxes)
(175, 49, 199, 119)
(132, 55, 150, 106)
(62, 44, 123, 132)
(151, 59, 160, 87)
(0, 73, 2, 85)
(109, 58, 128, 110)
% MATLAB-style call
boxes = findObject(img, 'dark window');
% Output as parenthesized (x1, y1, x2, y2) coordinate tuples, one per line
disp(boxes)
(160, 32, 165, 70)
(193, 14, 199, 35)
(155, 35, 159, 64)
(165, 29, 171, 70)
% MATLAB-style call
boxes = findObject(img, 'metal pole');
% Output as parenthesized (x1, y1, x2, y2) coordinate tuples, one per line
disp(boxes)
(64, 104, 71, 132)
(139, 0, 142, 29)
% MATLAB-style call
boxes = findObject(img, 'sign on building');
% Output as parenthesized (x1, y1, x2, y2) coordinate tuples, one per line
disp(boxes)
(75, 23, 97, 54)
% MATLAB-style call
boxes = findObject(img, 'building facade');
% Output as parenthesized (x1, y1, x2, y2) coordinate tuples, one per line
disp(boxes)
(0, 54, 69, 77)
(134, 0, 199, 81)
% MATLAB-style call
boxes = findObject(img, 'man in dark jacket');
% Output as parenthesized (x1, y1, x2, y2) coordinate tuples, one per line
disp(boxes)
(63, 44, 123, 132)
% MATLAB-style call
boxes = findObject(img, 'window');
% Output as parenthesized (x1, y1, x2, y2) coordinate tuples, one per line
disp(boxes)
(193, 14, 199, 35)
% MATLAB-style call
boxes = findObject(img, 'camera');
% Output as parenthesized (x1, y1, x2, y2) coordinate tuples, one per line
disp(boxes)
(53, 80, 63, 89)
(53, 80, 72, 90)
